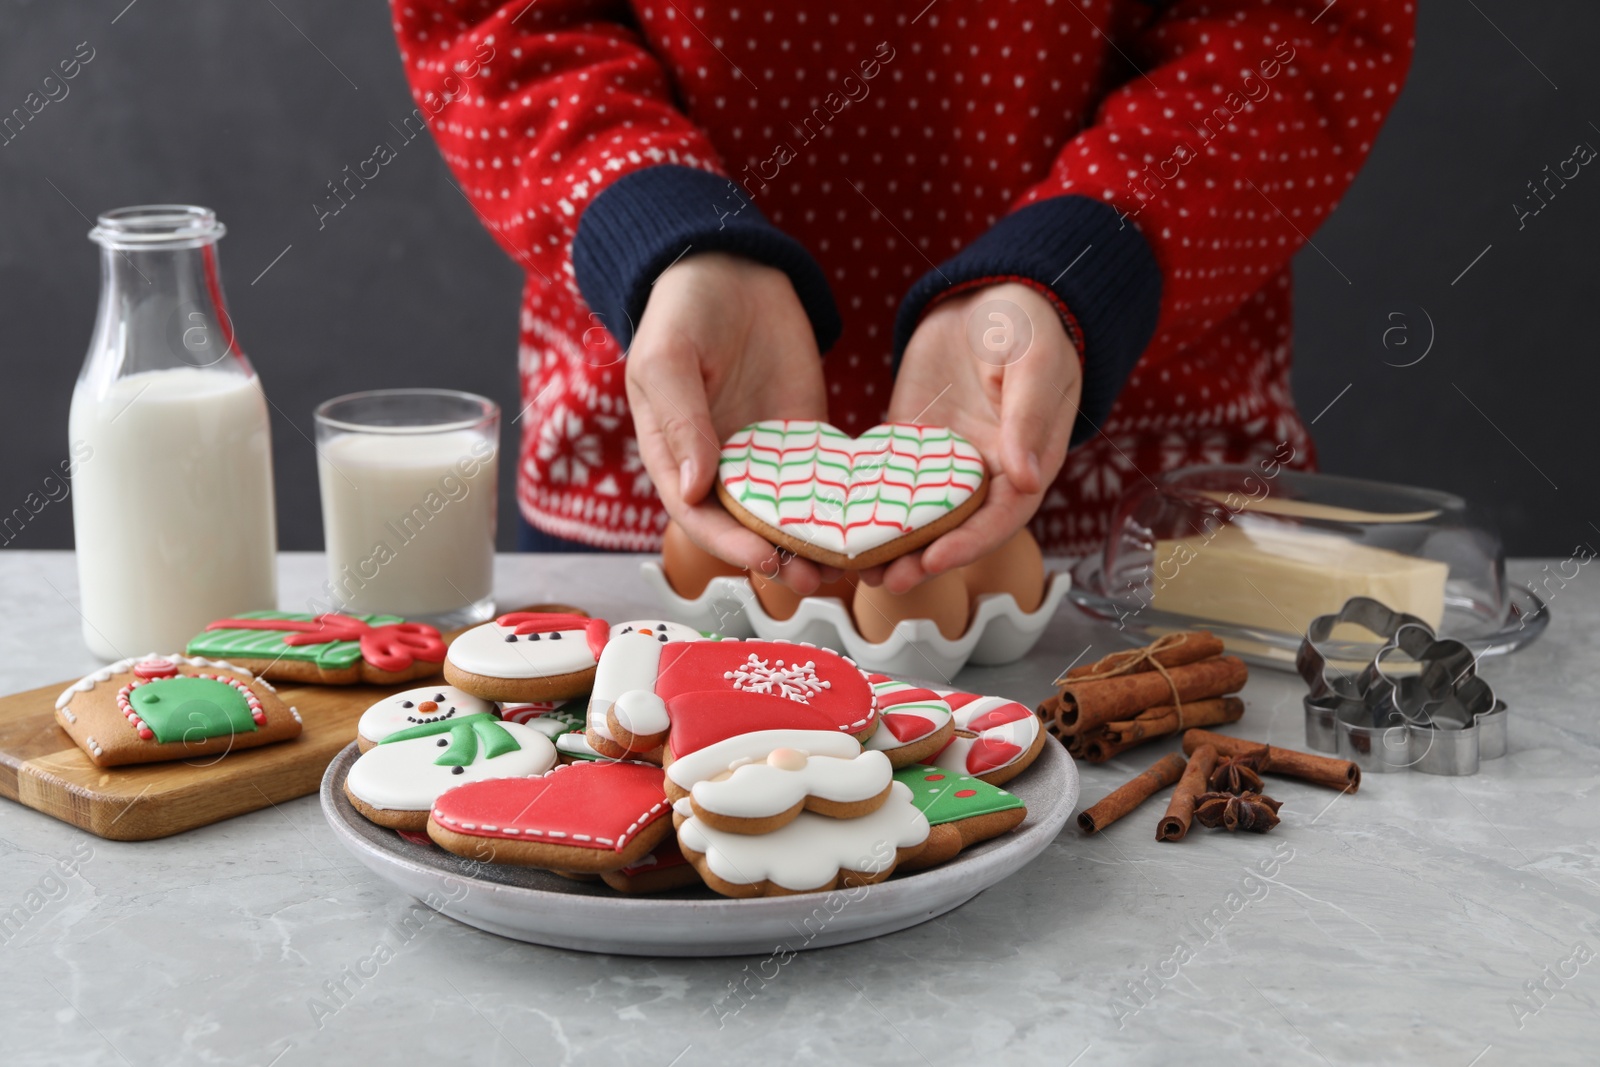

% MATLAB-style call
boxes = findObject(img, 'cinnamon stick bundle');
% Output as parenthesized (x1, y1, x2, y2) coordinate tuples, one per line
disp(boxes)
(1158, 744, 1218, 842)
(1073, 697, 1244, 763)
(1043, 656, 1249, 738)
(1077, 753, 1187, 834)
(1061, 630, 1226, 681)
(1181, 729, 1361, 793)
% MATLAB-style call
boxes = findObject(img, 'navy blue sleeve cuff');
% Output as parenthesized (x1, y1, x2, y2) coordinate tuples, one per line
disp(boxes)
(573, 164, 842, 353)
(892, 196, 1162, 446)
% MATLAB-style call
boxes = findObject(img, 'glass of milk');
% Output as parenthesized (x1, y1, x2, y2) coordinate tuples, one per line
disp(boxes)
(70, 206, 278, 659)
(314, 389, 499, 626)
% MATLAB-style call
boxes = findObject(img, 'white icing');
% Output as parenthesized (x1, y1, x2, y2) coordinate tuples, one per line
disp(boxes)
(520, 716, 576, 740)
(55, 653, 242, 710)
(667, 729, 861, 790)
(691, 748, 892, 819)
(717, 421, 985, 557)
(357, 685, 496, 743)
(60, 709, 76, 723)
(586, 629, 678, 742)
(85, 735, 102, 757)
(677, 781, 930, 890)
(608, 619, 706, 643)
(865, 679, 953, 750)
(556, 732, 600, 759)
(446, 621, 597, 679)
(612, 689, 670, 739)
(346, 721, 556, 811)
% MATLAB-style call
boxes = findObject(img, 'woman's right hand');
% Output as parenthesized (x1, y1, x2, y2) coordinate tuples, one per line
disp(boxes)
(625, 252, 838, 593)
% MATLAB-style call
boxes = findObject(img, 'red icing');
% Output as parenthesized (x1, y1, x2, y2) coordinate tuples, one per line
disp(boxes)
(655, 640, 875, 740)
(876, 686, 941, 710)
(133, 658, 178, 680)
(955, 789, 977, 798)
(665, 692, 840, 759)
(495, 612, 611, 660)
(207, 614, 446, 672)
(965, 738, 1025, 775)
(430, 761, 668, 851)
(965, 702, 1032, 732)
(396, 829, 435, 847)
(923, 773, 946, 781)
(942, 691, 984, 711)
(881, 712, 937, 742)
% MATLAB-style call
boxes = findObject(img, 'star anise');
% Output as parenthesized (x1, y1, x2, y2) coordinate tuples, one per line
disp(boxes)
(1207, 753, 1266, 795)
(1193, 791, 1282, 833)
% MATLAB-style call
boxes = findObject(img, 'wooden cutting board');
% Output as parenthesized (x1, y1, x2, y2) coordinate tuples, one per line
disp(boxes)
(0, 676, 406, 841)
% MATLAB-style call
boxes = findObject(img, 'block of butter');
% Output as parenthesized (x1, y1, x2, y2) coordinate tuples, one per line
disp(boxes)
(1149, 520, 1449, 636)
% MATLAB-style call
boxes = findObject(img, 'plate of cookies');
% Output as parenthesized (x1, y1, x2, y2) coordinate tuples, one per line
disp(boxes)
(321, 610, 1078, 956)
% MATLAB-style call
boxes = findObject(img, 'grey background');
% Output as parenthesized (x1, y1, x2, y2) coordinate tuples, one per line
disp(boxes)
(0, 1, 1594, 556)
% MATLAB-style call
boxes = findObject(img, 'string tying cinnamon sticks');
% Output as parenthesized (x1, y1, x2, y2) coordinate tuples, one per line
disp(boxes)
(1038, 631, 1248, 762)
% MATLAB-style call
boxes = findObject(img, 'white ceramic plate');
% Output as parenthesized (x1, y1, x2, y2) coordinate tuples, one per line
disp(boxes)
(321, 739, 1079, 957)
(639, 561, 1070, 683)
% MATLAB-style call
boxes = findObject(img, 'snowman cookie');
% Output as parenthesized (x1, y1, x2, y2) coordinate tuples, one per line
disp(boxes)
(716, 420, 988, 569)
(675, 780, 930, 898)
(663, 729, 895, 835)
(344, 713, 557, 830)
(444, 614, 704, 703)
(587, 638, 878, 761)
(356, 685, 497, 751)
(426, 760, 674, 872)
(53, 654, 302, 768)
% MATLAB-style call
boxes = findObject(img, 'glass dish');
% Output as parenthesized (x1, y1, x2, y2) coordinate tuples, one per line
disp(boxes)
(1068, 465, 1548, 669)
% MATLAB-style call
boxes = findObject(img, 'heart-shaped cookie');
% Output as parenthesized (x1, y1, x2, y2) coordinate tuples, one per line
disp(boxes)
(717, 420, 988, 568)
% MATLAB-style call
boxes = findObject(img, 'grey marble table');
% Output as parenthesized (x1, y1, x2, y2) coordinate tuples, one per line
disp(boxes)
(1, 551, 1596, 1066)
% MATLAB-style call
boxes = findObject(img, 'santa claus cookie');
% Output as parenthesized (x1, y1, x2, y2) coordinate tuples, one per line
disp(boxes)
(863, 675, 957, 767)
(920, 690, 1047, 787)
(187, 611, 446, 685)
(444, 615, 704, 703)
(675, 780, 930, 898)
(664, 730, 895, 835)
(587, 638, 878, 761)
(717, 420, 988, 569)
(893, 766, 1027, 871)
(54, 654, 302, 768)
(426, 760, 673, 872)
(356, 685, 497, 751)
(344, 714, 557, 831)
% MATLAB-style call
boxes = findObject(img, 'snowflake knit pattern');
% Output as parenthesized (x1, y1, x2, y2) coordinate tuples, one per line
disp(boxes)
(390, 0, 1415, 554)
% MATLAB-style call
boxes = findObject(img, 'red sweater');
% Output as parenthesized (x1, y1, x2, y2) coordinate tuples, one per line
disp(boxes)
(390, 0, 1414, 554)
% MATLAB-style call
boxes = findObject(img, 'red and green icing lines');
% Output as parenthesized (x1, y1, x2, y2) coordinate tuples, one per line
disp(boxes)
(191, 611, 445, 673)
(867, 674, 953, 745)
(718, 420, 984, 556)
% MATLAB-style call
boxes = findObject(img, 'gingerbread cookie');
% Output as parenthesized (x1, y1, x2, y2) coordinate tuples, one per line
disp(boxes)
(893, 766, 1027, 871)
(864, 675, 957, 767)
(716, 420, 988, 569)
(587, 638, 878, 761)
(920, 690, 1046, 786)
(344, 713, 557, 830)
(356, 685, 497, 751)
(444, 615, 704, 703)
(675, 780, 930, 897)
(499, 700, 606, 762)
(54, 654, 302, 768)
(426, 760, 674, 872)
(664, 730, 894, 835)
(186, 611, 445, 685)
(599, 837, 703, 894)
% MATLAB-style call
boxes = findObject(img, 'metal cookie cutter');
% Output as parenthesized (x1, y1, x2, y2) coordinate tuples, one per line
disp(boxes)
(1296, 597, 1508, 776)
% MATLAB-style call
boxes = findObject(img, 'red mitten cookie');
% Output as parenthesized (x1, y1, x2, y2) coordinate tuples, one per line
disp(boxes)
(716, 420, 988, 569)
(54, 654, 302, 767)
(425, 760, 673, 872)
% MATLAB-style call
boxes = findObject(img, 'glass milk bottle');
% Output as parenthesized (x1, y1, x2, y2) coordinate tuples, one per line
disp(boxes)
(70, 206, 277, 659)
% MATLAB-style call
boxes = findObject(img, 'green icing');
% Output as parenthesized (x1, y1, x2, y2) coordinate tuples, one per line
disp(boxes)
(892, 767, 1025, 825)
(129, 676, 258, 744)
(380, 713, 519, 766)
(185, 610, 404, 670)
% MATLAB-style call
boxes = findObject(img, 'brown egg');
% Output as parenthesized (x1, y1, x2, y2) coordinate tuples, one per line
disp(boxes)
(959, 527, 1046, 615)
(751, 569, 857, 621)
(851, 569, 971, 642)
(660, 520, 743, 598)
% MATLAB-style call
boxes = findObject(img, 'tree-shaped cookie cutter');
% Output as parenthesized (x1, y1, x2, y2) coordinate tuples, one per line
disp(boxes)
(1296, 597, 1507, 776)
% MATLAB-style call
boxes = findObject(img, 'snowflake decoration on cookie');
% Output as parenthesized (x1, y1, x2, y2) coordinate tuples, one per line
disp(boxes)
(723, 654, 831, 703)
